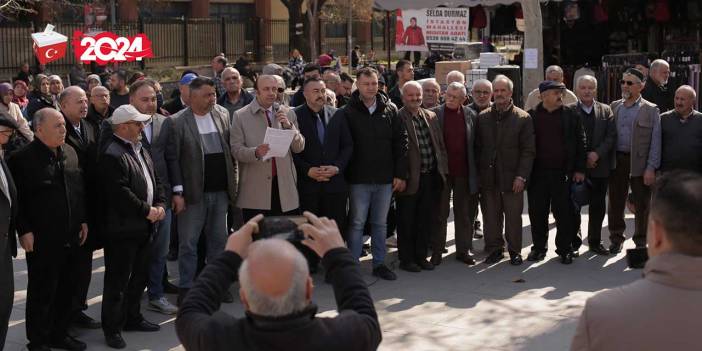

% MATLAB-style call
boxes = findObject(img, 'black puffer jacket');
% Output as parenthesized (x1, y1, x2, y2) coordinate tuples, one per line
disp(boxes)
(335, 90, 408, 184)
(99, 136, 165, 240)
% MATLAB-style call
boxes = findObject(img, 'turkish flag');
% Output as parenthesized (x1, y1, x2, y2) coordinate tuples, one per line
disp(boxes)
(32, 25, 68, 65)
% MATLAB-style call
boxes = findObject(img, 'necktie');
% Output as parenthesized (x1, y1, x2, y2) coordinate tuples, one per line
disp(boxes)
(316, 111, 325, 144)
(264, 110, 277, 177)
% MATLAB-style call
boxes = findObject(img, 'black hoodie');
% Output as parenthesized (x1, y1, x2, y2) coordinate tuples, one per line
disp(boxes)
(334, 90, 408, 184)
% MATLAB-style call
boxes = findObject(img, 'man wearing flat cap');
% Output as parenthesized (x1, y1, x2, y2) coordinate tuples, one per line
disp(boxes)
(526, 81, 586, 264)
(607, 68, 661, 255)
(98, 104, 166, 349)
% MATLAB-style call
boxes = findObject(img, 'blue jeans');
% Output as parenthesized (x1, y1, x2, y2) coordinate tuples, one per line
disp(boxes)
(177, 191, 229, 288)
(147, 208, 171, 300)
(347, 183, 393, 267)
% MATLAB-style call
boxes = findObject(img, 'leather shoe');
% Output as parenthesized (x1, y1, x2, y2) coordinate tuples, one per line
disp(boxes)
(430, 254, 442, 266)
(105, 333, 126, 349)
(221, 290, 234, 303)
(123, 319, 160, 332)
(589, 243, 610, 255)
(609, 242, 623, 254)
(483, 250, 504, 264)
(72, 311, 101, 329)
(50, 336, 86, 351)
(163, 280, 179, 294)
(399, 262, 421, 272)
(417, 260, 435, 271)
(571, 249, 580, 258)
(455, 253, 476, 265)
(560, 253, 574, 265)
(509, 254, 523, 266)
(526, 250, 546, 261)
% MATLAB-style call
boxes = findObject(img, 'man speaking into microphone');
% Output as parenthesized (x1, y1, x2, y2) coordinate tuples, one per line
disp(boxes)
(231, 75, 305, 222)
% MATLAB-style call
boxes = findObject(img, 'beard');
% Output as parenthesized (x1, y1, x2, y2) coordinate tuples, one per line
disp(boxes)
(622, 91, 631, 100)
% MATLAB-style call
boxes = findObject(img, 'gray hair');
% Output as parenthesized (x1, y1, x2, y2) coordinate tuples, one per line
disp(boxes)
(446, 81, 467, 96)
(545, 65, 564, 76)
(401, 80, 423, 95)
(59, 86, 85, 105)
(272, 75, 286, 89)
(492, 75, 514, 92)
(222, 67, 241, 77)
(651, 59, 670, 72)
(421, 78, 440, 91)
(256, 75, 278, 89)
(33, 107, 61, 127)
(238, 243, 310, 317)
(91, 85, 109, 96)
(676, 85, 697, 100)
(471, 79, 493, 92)
(446, 70, 465, 84)
(575, 75, 598, 89)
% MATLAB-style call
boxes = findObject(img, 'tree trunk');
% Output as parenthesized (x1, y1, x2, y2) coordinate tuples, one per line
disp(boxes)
(307, 0, 319, 61)
(287, 0, 305, 57)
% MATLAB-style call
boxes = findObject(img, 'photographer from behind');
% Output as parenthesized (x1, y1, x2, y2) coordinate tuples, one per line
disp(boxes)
(175, 212, 382, 351)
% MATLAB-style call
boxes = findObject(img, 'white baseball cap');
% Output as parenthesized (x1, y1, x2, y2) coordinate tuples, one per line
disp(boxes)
(110, 104, 151, 125)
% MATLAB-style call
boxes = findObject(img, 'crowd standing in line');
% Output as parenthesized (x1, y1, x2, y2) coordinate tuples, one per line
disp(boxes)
(0, 53, 700, 351)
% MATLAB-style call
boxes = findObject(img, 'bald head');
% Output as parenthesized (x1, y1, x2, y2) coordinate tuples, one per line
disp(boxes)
(422, 79, 441, 108)
(238, 240, 311, 317)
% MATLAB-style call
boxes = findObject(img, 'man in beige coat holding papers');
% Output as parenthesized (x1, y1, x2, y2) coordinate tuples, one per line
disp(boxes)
(231, 75, 305, 221)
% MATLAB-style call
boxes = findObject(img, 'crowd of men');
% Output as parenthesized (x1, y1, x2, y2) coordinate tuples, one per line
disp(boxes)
(0, 53, 701, 351)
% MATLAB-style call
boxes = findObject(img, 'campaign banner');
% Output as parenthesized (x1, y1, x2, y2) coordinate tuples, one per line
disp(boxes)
(396, 8, 470, 53)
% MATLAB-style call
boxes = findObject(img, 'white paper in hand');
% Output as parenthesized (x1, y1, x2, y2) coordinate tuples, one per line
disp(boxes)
(262, 127, 296, 161)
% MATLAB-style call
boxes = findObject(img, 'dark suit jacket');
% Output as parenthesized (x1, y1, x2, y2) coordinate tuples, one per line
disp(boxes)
(572, 101, 617, 178)
(163, 97, 186, 116)
(477, 103, 536, 192)
(100, 136, 165, 240)
(292, 104, 353, 195)
(165, 105, 238, 206)
(396, 107, 448, 196)
(8, 140, 86, 251)
(528, 103, 587, 175)
(64, 115, 100, 245)
(0, 158, 16, 348)
(148, 114, 172, 202)
(431, 104, 479, 194)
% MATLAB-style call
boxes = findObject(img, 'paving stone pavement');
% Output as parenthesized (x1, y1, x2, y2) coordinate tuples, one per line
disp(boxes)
(5, 205, 641, 351)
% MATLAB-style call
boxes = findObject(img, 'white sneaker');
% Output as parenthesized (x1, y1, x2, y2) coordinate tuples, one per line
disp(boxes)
(148, 297, 178, 315)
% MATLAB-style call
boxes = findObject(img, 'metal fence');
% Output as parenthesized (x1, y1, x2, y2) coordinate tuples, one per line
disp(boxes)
(0, 14, 395, 80)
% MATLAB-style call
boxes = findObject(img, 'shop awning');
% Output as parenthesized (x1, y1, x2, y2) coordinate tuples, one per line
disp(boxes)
(373, 0, 559, 10)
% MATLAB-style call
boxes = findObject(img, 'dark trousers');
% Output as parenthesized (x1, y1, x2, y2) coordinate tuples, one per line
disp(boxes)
(481, 189, 524, 255)
(0, 247, 12, 349)
(434, 175, 476, 255)
(528, 168, 574, 256)
(26, 246, 78, 348)
(404, 51, 421, 65)
(608, 152, 650, 247)
(299, 191, 348, 240)
(397, 172, 441, 264)
(299, 190, 348, 268)
(573, 177, 608, 248)
(101, 236, 151, 335)
(72, 244, 93, 314)
(242, 177, 306, 264)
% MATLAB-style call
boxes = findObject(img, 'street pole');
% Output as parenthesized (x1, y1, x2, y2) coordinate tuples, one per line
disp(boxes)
(347, 1, 352, 69)
(521, 0, 544, 104)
